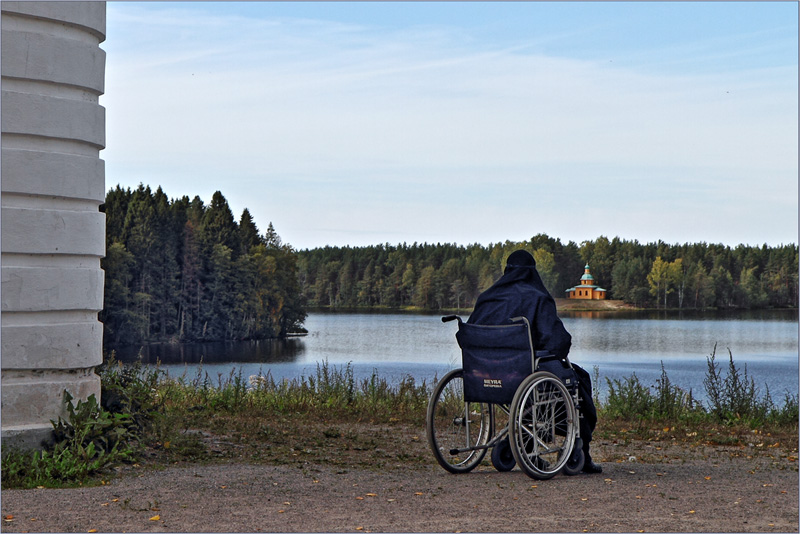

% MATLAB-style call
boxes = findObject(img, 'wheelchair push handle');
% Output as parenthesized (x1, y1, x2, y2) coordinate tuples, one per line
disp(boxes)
(441, 315, 462, 323)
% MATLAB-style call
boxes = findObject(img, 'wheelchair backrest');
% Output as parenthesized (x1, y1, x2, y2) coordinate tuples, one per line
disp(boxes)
(455, 317, 535, 404)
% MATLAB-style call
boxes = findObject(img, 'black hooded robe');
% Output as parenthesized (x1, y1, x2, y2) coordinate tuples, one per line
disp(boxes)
(467, 250, 597, 457)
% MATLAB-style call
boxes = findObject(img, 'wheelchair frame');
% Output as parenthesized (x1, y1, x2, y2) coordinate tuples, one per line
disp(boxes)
(425, 315, 585, 480)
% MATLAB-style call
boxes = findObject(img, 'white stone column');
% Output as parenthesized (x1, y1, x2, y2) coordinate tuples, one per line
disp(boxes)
(1, 1, 106, 449)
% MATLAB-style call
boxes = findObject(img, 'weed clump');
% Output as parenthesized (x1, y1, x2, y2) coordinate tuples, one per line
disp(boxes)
(604, 363, 700, 423)
(2, 393, 136, 489)
(602, 346, 797, 427)
(1, 356, 163, 489)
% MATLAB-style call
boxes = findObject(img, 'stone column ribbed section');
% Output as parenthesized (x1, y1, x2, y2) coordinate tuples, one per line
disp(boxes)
(1, 1, 106, 449)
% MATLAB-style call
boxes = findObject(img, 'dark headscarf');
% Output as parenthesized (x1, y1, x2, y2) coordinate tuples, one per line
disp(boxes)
(499, 250, 551, 295)
(468, 250, 572, 357)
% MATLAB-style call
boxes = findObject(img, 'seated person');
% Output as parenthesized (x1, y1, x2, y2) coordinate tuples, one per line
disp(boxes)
(467, 249, 602, 474)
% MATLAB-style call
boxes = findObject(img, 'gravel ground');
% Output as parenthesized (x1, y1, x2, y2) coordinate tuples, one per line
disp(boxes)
(2, 437, 797, 533)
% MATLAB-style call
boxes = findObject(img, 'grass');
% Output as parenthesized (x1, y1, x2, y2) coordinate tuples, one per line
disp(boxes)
(2, 350, 798, 489)
(169, 360, 431, 424)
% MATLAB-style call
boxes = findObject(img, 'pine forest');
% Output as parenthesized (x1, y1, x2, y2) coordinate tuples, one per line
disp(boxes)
(101, 185, 799, 346)
(101, 185, 306, 347)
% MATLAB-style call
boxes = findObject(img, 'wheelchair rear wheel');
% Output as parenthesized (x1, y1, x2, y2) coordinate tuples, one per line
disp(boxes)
(509, 371, 578, 480)
(426, 369, 490, 473)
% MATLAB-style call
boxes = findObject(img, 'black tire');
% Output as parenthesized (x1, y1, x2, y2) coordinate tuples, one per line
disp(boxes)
(562, 438, 585, 476)
(509, 372, 578, 480)
(490, 437, 516, 472)
(426, 369, 490, 473)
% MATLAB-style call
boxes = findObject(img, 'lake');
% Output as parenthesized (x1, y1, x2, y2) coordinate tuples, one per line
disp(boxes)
(113, 309, 799, 405)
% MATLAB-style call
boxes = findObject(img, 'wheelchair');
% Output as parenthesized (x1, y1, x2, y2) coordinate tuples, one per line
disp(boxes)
(426, 315, 585, 480)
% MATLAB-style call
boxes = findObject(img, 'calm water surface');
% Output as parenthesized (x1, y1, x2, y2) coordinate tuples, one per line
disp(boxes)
(114, 310, 799, 403)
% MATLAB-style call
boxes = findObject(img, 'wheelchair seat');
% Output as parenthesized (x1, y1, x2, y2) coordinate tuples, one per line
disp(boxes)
(456, 317, 534, 405)
(455, 315, 579, 404)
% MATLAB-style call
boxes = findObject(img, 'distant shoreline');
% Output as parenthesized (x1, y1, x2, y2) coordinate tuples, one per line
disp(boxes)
(554, 298, 636, 312)
(306, 301, 797, 316)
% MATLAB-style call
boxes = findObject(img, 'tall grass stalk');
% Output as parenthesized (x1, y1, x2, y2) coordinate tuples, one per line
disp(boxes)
(600, 347, 797, 430)
(169, 360, 430, 424)
(704, 343, 764, 424)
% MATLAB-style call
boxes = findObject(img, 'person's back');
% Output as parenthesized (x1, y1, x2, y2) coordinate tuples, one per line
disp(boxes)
(467, 249, 602, 474)
(468, 250, 572, 359)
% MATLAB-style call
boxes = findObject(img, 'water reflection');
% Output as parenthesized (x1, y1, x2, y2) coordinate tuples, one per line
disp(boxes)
(112, 337, 306, 365)
(561, 311, 607, 319)
(559, 308, 798, 322)
(564, 315, 797, 358)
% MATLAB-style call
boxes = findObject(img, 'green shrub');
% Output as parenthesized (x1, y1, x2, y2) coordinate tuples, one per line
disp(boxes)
(704, 344, 768, 425)
(653, 362, 697, 419)
(99, 355, 164, 434)
(2, 393, 136, 489)
(604, 373, 654, 420)
(769, 391, 799, 426)
(2, 355, 166, 489)
(599, 347, 796, 432)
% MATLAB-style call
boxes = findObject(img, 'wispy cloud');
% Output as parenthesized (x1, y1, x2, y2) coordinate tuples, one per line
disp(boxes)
(102, 3, 798, 248)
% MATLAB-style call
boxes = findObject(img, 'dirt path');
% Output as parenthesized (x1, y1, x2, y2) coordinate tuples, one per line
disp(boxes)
(2, 437, 797, 533)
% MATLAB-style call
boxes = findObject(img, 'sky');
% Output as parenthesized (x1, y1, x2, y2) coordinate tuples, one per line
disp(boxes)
(101, 1, 799, 251)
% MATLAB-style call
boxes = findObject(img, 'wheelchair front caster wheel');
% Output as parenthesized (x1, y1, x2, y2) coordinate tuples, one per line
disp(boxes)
(491, 437, 516, 472)
(562, 438, 585, 476)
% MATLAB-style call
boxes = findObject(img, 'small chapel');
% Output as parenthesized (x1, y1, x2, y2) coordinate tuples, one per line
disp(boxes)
(565, 264, 607, 300)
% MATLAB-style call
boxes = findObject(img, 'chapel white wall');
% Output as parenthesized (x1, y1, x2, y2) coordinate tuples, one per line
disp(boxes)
(1, 1, 106, 449)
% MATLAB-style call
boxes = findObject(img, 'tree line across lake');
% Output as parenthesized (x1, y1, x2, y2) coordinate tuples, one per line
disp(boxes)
(102, 185, 798, 345)
(297, 235, 798, 312)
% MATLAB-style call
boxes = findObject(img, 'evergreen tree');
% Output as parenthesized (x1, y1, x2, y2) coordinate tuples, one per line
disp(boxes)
(200, 191, 239, 256)
(238, 208, 261, 255)
(101, 185, 307, 346)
